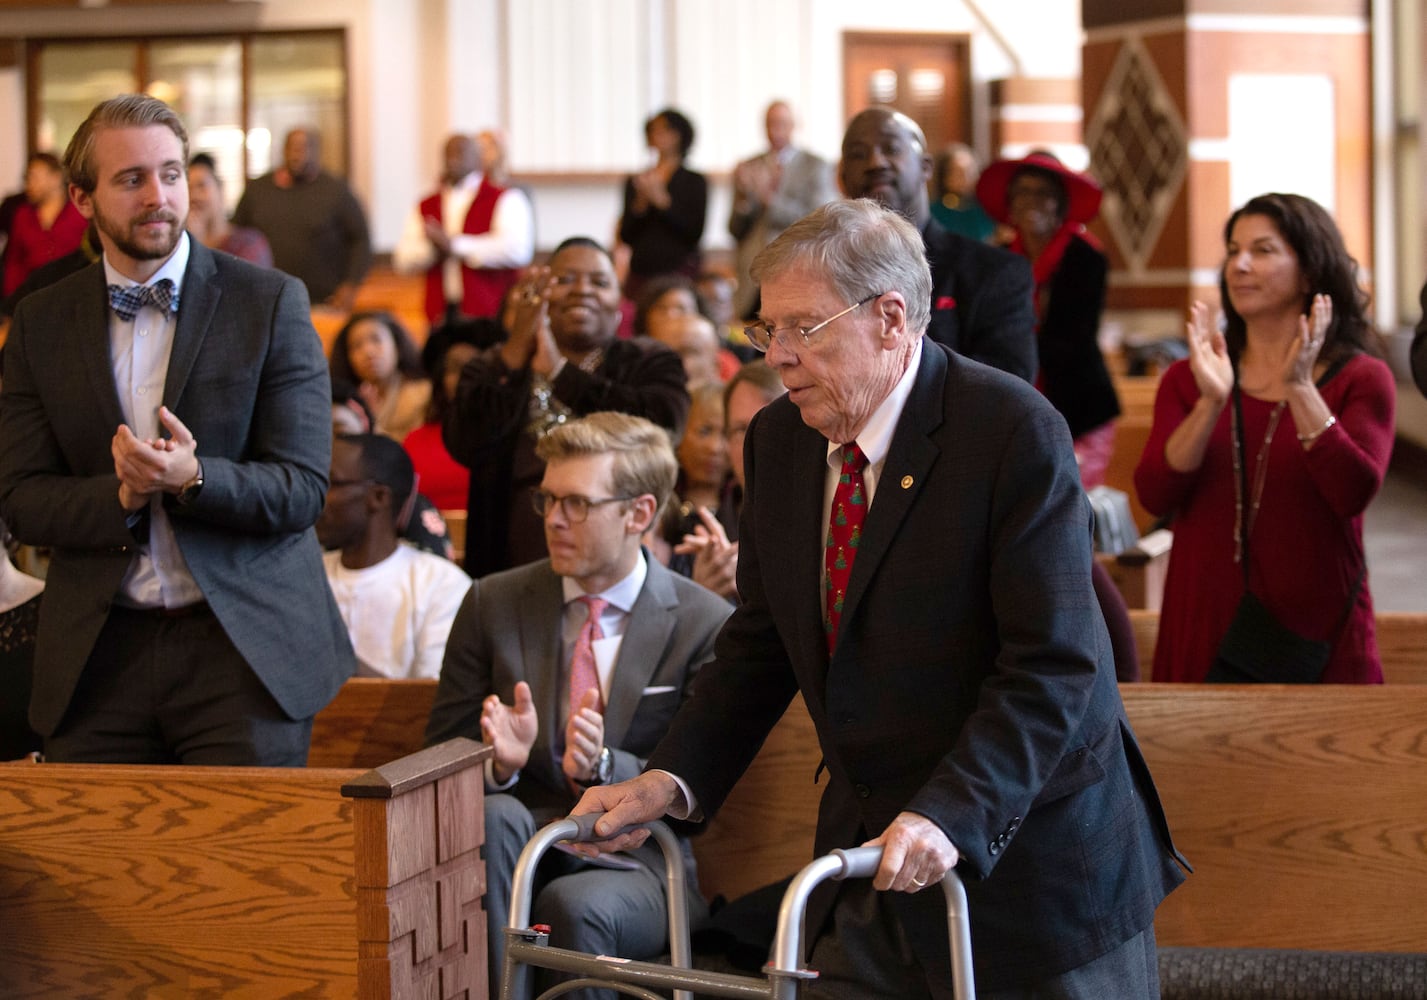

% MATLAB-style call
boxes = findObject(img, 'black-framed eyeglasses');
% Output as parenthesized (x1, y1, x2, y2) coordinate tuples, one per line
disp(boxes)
(743, 291, 884, 354)
(531, 489, 636, 523)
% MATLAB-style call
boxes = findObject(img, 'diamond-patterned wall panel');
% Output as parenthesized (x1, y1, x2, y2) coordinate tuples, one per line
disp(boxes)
(1084, 36, 1187, 274)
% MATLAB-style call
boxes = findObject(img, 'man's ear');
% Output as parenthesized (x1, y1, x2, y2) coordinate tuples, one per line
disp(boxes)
(835, 158, 849, 198)
(875, 291, 908, 345)
(69, 184, 94, 221)
(367, 483, 393, 518)
(626, 494, 659, 536)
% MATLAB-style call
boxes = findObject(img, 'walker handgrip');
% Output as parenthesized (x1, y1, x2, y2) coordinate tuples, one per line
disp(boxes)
(828, 845, 884, 881)
(564, 810, 645, 844)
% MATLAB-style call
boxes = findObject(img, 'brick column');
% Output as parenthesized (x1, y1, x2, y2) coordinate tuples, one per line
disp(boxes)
(1080, 1, 1371, 342)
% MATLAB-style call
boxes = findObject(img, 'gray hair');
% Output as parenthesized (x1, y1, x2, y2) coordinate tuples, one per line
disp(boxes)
(64, 94, 189, 194)
(750, 199, 932, 335)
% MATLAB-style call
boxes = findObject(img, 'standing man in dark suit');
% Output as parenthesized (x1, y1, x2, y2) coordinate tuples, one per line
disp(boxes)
(839, 107, 1038, 383)
(0, 94, 352, 765)
(574, 200, 1187, 997)
(426, 411, 731, 1000)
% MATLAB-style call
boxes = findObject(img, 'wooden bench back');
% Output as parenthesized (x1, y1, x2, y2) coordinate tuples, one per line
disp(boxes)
(692, 684, 1427, 955)
(1102, 414, 1155, 534)
(1124, 683, 1427, 951)
(443, 509, 468, 565)
(0, 739, 488, 998)
(1127, 610, 1427, 684)
(1112, 373, 1160, 422)
(693, 696, 822, 903)
(308, 677, 438, 769)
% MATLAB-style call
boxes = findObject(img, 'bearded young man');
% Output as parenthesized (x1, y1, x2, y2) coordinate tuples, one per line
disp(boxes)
(0, 94, 352, 765)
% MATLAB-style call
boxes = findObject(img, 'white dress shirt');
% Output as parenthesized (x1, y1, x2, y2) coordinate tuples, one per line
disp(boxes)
(107, 232, 204, 610)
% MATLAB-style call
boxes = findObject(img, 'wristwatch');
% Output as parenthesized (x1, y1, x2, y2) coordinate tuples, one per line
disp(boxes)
(176, 460, 205, 505)
(589, 745, 614, 785)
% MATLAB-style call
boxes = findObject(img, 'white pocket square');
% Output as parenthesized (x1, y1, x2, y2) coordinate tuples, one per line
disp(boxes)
(641, 685, 677, 695)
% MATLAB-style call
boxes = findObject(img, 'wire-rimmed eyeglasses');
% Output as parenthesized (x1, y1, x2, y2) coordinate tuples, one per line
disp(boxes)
(743, 291, 885, 353)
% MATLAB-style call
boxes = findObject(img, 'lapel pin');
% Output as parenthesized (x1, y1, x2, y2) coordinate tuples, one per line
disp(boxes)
(900, 475, 913, 489)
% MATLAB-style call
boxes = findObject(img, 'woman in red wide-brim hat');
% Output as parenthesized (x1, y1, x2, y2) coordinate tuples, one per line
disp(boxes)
(977, 151, 1121, 488)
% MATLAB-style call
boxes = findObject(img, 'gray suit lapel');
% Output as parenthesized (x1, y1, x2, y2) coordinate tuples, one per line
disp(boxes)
(601, 558, 675, 747)
(162, 242, 220, 414)
(518, 567, 566, 779)
(838, 343, 945, 639)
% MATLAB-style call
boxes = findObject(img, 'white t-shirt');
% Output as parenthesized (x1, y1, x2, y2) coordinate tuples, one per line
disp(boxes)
(323, 544, 471, 679)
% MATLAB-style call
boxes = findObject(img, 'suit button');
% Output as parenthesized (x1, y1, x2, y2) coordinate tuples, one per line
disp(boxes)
(839, 714, 855, 725)
(1008, 816, 1021, 831)
(988, 842, 1000, 856)
(855, 784, 871, 799)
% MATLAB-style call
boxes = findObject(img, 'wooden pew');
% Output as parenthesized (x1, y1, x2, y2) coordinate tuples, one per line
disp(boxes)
(694, 683, 1427, 955)
(309, 677, 438, 770)
(1095, 529, 1172, 610)
(1126, 684, 1427, 951)
(1112, 372, 1160, 422)
(1102, 413, 1155, 535)
(1127, 609, 1427, 685)
(443, 509, 468, 566)
(0, 738, 489, 998)
(692, 695, 822, 904)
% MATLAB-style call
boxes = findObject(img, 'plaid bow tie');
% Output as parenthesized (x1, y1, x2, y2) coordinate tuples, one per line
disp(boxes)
(108, 279, 179, 322)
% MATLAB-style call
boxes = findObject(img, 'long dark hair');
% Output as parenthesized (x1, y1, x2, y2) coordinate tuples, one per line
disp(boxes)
(329, 310, 426, 386)
(1219, 193, 1378, 364)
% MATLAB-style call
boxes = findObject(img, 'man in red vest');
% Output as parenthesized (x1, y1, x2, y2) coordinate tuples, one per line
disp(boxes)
(394, 132, 534, 324)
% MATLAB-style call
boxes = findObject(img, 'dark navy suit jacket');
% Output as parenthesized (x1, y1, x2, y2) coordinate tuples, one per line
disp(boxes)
(648, 341, 1186, 991)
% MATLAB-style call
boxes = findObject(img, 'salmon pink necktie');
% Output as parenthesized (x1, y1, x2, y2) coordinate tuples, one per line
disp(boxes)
(568, 595, 608, 719)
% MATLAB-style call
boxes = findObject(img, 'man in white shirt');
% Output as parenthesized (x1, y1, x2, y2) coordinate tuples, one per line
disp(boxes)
(317, 434, 470, 679)
(393, 132, 534, 325)
(424, 412, 731, 1000)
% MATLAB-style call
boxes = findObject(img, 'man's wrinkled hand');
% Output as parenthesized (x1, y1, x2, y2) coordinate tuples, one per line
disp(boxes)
(864, 811, 960, 894)
(565, 771, 680, 858)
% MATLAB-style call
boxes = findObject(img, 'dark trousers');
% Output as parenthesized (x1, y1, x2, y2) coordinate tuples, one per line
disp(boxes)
(43, 603, 311, 766)
(807, 878, 1160, 1000)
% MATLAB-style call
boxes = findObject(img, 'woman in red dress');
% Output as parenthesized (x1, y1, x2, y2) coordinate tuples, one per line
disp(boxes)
(1135, 193, 1395, 683)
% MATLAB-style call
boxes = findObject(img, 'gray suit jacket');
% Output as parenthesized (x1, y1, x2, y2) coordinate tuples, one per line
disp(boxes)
(729, 148, 837, 318)
(425, 555, 731, 818)
(0, 241, 353, 735)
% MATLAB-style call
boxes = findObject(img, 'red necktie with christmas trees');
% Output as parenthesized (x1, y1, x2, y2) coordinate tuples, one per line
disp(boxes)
(825, 443, 868, 654)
